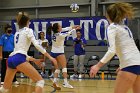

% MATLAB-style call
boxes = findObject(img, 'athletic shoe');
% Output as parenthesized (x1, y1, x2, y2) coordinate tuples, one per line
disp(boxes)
(78, 74, 83, 79)
(63, 83, 73, 89)
(53, 83, 61, 90)
(49, 73, 54, 78)
(70, 74, 78, 78)
(0, 82, 4, 85)
(13, 81, 20, 85)
(20, 73, 24, 78)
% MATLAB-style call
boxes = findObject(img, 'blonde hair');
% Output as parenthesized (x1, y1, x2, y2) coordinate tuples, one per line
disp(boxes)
(106, 2, 135, 23)
(16, 12, 30, 28)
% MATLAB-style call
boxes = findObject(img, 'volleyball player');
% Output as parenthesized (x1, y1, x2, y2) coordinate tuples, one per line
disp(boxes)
(0, 12, 57, 93)
(47, 23, 80, 89)
(90, 2, 140, 93)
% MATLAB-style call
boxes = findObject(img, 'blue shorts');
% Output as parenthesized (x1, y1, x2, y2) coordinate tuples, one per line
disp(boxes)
(121, 65, 140, 75)
(50, 52, 64, 58)
(8, 53, 26, 69)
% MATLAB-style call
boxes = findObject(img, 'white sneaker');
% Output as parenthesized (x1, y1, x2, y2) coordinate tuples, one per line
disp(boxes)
(63, 83, 73, 89)
(49, 73, 54, 78)
(20, 73, 24, 78)
(13, 81, 20, 85)
(0, 82, 4, 85)
(70, 74, 78, 78)
(78, 74, 83, 79)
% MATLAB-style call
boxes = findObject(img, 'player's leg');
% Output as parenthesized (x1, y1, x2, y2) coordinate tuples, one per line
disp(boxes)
(56, 54, 73, 88)
(16, 62, 44, 93)
(133, 75, 140, 93)
(114, 71, 137, 93)
(0, 67, 17, 93)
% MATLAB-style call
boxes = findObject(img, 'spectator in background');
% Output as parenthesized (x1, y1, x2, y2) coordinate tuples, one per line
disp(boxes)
(0, 24, 19, 85)
(38, 31, 49, 76)
(70, 30, 87, 78)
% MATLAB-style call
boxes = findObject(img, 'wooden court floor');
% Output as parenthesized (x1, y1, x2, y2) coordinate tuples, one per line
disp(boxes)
(6, 78, 133, 93)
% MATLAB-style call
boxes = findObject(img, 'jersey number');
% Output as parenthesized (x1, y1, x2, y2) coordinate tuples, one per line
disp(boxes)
(124, 27, 132, 38)
(16, 34, 19, 43)
(52, 35, 56, 42)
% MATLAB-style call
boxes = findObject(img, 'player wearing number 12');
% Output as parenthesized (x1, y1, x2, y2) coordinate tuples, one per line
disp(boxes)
(47, 23, 81, 89)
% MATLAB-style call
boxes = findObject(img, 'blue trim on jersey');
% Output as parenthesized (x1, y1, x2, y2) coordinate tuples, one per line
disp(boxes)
(124, 27, 132, 38)
(8, 53, 26, 69)
(50, 52, 64, 58)
(121, 65, 140, 75)
(106, 28, 110, 47)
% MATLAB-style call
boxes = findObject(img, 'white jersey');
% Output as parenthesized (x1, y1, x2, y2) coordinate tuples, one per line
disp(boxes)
(100, 23, 140, 69)
(10, 27, 46, 58)
(51, 27, 75, 53)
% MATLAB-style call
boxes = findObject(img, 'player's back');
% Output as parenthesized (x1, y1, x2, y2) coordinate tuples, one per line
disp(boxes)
(109, 23, 140, 68)
(13, 27, 32, 55)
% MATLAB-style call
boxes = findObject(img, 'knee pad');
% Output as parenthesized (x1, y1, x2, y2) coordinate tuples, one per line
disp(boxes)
(54, 69, 60, 74)
(0, 87, 9, 93)
(36, 80, 45, 88)
(62, 68, 67, 73)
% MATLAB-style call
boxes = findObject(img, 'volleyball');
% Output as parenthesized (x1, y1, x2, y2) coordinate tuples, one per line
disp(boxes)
(70, 3, 79, 13)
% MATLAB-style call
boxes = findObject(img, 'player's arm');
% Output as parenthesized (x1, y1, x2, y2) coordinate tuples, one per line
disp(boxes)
(0, 46, 2, 60)
(27, 29, 57, 63)
(26, 56, 44, 67)
(60, 29, 76, 38)
(62, 26, 80, 32)
(60, 26, 81, 38)
(90, 26, 117, 77)
(0, 36, 3, 60)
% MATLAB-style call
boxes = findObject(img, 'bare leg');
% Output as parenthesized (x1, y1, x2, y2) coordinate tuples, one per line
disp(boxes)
(114, 71, 137, 93)
(16, 62, 43, 93)
(3, 67, 17, 89)
(133, 75, 140, 93)
(56, 55, 67, 78)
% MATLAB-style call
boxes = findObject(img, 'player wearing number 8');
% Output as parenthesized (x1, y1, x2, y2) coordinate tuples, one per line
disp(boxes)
(47, 23, 81, 89)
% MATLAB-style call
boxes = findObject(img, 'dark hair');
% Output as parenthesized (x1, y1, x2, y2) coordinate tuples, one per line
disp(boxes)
(47, 23, 59, 35)
(16, 12, 30, 29)
(106, 2, 135, 24)
(4, 24, 11, 32)
(76, 29, 81, 33)
(39, 31, 45, 39)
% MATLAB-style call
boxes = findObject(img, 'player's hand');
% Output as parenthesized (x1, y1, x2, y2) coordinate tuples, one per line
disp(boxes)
(90, 65, 100, 78)
(34, 59, 44, 68)
(49, 57, 57, 64)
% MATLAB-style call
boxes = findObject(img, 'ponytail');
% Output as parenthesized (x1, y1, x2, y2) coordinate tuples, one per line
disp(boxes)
(46, 23, 59, 35)
(16, 12, 30, 29)
(47, 24, 53, 35)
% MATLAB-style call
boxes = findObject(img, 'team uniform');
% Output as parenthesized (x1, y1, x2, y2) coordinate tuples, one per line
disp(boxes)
(8, 27, 46, 69)
(100, 23, 140, 75)
(51, 27, 76, 89)
(51, 27, 75, 58)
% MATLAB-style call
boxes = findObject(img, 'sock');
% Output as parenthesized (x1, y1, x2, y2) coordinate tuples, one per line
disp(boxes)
(64, 78, 68, 84)
(53, 78, 57, 83)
